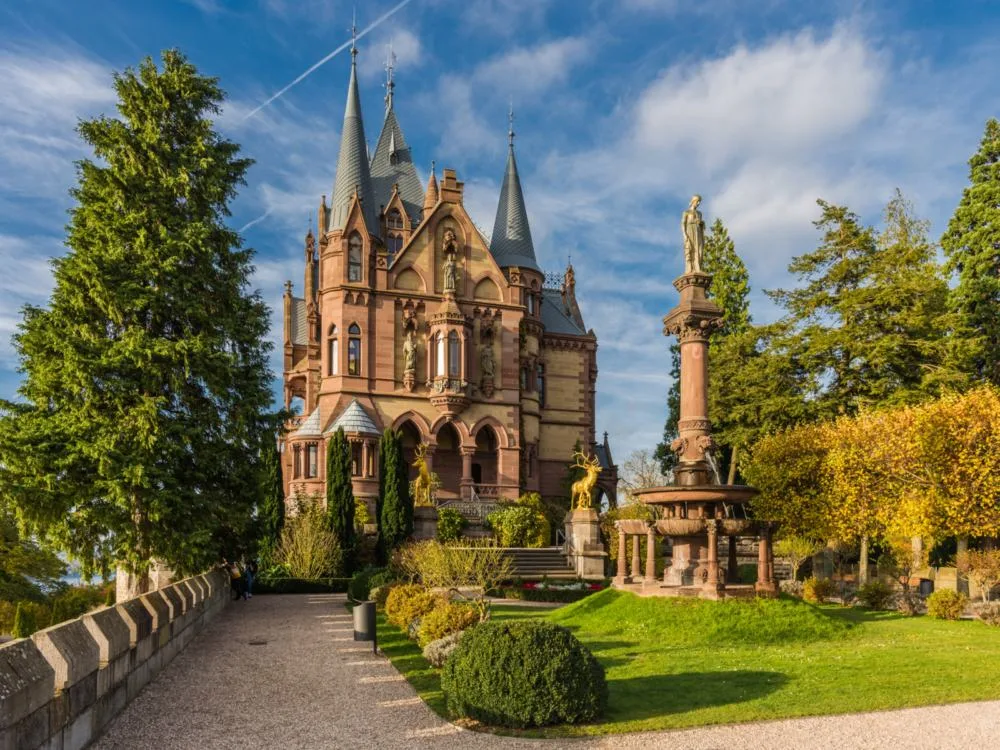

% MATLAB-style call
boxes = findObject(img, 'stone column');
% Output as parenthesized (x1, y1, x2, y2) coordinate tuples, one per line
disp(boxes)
(755, 524, 777, 596)
(616, 529, 627, 582)
(756, 527, 768, 590)
(702, 519, 721, 598)
(645, 526, 657, 583)
(631, 535, 642, 579)
(460, 447, 475, 500)
(727, 535, 739, 583)
(361, 441, 370, 478)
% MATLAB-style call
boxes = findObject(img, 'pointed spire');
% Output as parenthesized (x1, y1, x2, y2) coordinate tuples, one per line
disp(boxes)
(330, 32, 377, 232)
(384, 41, 396, 112)
(423, 161, 439, 215)
(490, 108, 540, 272)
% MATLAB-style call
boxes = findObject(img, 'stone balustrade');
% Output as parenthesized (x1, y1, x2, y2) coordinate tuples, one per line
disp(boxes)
(0, 569, 229, 750)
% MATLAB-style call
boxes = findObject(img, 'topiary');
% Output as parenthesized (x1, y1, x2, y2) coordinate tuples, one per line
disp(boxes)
(385, 584, 445, 631)
(442, 619, 607, 728)
(802, 576, 836, 603)
(417, 601, 481, 647)
(436, 507, 466, 543)
(856, 580, 895, 610)
(927, 588, 968, 620)
(423, 631, 465, 668)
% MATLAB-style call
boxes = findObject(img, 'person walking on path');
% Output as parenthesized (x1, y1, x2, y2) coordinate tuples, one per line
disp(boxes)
(244, 558, 257, 599)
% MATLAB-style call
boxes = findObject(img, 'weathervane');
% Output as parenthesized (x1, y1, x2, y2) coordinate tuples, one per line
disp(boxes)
(350, 7, 358, 59)
(508, 99, 515, 147)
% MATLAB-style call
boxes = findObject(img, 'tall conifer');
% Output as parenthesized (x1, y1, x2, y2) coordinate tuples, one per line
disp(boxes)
(257, 436, 285, 565)
(0, 51, 275, 586)
(942, 118, 1000, 384)
(326, 428, 355, 569)
(376, 428, 412, 563)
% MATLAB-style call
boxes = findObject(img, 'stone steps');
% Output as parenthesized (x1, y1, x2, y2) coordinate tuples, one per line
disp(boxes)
(503, 547, 576, 580)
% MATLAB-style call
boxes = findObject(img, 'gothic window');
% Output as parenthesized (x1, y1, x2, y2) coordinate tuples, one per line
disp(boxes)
(526, 293, 535, 315)
(348, 233, 363, 282)
(327, 324, 339, 376)
(436, 332, 446, 377)
(351, 442, 363, 477)
(348, 323, 361, 376)
(537, 363, 546, 407)
(448, 331, 460, 377)
(306, 444, 318, 478)
(387, 209, 404, 229)
(293, 444, 302, 478)
(387, 233, 403, 262)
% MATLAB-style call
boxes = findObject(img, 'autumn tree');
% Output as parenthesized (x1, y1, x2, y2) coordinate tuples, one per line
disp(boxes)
(0, 52, 276, 587)
(619, 449, 669, 501)
(942, 119, 1000, 385)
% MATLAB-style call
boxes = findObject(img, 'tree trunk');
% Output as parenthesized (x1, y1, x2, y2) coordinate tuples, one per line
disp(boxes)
(957, 536, 970, 596)
(727, 445, 739, 485)
(859, 535, 869, 585)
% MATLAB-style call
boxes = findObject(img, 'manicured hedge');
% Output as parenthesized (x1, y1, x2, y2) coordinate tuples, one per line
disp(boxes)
(254, 577, 351, 594)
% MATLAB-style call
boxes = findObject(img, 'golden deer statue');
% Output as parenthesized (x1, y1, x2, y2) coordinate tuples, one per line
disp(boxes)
(570, 451, 602, 509)
(412, 443, 434, 507)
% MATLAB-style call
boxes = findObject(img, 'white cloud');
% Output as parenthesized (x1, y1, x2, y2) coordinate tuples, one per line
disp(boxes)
(358, 28, 423, 83)
(477, 37, 589, 97)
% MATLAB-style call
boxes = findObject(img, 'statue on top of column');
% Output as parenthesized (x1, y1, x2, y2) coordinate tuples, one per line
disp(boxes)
(681, 194, 705, 275)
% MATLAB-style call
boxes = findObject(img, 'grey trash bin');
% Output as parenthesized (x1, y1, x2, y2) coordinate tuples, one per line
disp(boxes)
(918, 578, 934, 597)
(353, 600, 377, 653)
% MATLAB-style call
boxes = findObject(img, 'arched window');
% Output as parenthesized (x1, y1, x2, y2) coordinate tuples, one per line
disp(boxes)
(526, 293, 535, 315)
(436, 332, 446, 377)
(306, 444, 318, 478)
(448, 331, 460, 377)
(348, 323, 361, 376)
(387, 209, 404, 229)
(387, 233, 403, 261)
(351, 442, 363, 477)
(348, 233, 363, 282)
(293, 444, 302, 478)
(327, 324, 339, 376)
(537, 363, 546, 407)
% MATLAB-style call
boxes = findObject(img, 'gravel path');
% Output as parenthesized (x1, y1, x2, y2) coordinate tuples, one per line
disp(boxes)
(93, 593, 1000, 750)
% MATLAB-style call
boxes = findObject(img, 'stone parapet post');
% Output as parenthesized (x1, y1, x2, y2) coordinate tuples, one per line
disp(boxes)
(565, 508, 607, 580)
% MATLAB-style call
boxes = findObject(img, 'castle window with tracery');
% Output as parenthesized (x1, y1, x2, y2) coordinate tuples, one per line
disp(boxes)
(448, 331, 460, 377)
(348, 323, 361, 375)
(327, 324, 338, 376)
(348, 233, 363, 282)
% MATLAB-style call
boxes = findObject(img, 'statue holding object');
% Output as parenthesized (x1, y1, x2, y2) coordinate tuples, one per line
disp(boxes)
(681, 194, 705, 275)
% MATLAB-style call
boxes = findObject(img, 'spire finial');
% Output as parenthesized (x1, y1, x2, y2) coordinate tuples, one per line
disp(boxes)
(431, 159, 435, 175)
(507, 100, 515, 147)
(350, 7, 358, 61)
(384, 40, 396, 111)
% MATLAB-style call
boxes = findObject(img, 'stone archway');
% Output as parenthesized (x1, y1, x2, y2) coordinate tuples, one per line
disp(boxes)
(434, 421, 463, 500)
(472, 424, 499, 488)
(397, 420, 422, 482)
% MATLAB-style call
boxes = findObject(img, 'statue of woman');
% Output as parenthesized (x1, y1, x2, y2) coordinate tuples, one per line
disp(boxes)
(682, 194, 705, 274)
(479, 341, 495, 381)
(443, 253, 458, 294)
(403, 330, 416, 372)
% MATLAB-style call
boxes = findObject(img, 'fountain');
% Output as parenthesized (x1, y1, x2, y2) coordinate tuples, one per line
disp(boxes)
(620, 195, 777, 599)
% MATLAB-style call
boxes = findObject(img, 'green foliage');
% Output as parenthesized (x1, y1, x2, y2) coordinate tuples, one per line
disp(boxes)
(377, 428, 412, 564)
(417, 601, 480, 648)
(257, 436, 285, 567)
(601, 501, 655, 566)
(275, 497, 342, 579)
(927, 589, 969, 620)
(385, 584, 445, 631)
(942, 118, 1000, 384)
(104, 587, 115, 607)
(856, 581, 896, 610)
(802, 577, 837, 604)
(501, 586, 599, 603)
(0, 511, 66, 602)
(435, 508, 466, 543)
(487, 495, 548, 548)
(443, 620, 607, 728)
(12, 602, 37, 638)
(326, 428, 355, 571)
(354, 497, 371, 530)
(0, 51, 277, 580)
(347, 566, 393, 602)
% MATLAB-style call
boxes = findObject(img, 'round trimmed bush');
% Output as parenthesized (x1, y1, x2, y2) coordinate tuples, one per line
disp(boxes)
(927, 589, 968, 620)
(442, 620, 607, 728)
(856, 580, 895, 610)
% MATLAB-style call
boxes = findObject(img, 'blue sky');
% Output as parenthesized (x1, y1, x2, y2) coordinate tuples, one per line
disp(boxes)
(1, 0, 999, 465)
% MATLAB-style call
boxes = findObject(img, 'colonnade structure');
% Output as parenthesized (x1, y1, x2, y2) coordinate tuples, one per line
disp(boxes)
(619, 195, 777, 599)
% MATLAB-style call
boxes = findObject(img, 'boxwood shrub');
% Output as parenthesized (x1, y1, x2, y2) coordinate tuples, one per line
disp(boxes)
(927, 588, 968, 620)
(417, 601, 480, 647)
(442, 619, 607, 728)
(385, 584, 445, 631)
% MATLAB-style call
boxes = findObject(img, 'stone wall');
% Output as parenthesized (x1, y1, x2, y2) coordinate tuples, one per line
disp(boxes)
(0, 569, 229, 750)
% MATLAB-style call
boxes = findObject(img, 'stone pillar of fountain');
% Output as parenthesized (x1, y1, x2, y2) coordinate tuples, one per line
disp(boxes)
(644, 526, 657, 584)
(631, 535, 642, 579)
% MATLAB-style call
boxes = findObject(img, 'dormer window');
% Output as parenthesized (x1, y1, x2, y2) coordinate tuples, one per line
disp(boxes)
(387, 209, 404, 229)
(348, 233, 363, 282)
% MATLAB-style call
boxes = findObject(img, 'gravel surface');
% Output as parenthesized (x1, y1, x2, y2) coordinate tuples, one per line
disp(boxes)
(93, 593, 1000, 750)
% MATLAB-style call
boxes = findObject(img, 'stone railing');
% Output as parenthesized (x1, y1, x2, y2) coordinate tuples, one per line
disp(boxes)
(0, 569, 229, 750)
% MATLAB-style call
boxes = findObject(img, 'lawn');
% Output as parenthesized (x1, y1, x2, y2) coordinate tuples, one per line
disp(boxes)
(376, 589, 1000, 737)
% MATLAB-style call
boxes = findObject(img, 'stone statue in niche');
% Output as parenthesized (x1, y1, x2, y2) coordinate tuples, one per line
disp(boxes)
(443, 252, 459, 294)
(479, 341, 495, 397)
(402, 329, 417, 392)
(682, 194, 705, 274)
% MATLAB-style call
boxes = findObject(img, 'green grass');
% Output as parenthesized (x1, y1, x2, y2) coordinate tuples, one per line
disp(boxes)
(378, 591, 1000, 737)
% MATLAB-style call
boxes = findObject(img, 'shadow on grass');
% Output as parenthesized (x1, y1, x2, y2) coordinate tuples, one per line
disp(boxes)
(607, 670, 789, 720)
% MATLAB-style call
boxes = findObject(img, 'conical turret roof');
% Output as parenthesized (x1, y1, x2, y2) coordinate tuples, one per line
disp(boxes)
(371, 106, 424, 227)
(330, 51, 377, 233)
(490, 135, 540, 272)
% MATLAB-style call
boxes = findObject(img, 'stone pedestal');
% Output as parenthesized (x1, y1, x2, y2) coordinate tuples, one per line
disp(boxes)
(662, 535, 709, 586)
(564, 508, 607, 580)
(413, 506, 439, 541)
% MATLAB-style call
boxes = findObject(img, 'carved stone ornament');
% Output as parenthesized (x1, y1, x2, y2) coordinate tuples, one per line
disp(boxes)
(696, 435, 715, 456)
(670, 436, 688, 455)
(479, 341, 495, 397)
(402, 330, 417, 392)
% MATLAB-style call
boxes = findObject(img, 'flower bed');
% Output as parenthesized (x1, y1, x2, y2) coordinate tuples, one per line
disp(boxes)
(501, 581, 606, 603)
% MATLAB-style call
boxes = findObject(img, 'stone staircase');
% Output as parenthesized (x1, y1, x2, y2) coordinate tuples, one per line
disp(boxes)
(504, 547, 577, 580)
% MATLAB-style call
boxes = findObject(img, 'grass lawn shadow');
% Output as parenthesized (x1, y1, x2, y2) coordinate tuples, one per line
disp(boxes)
(607, 670, 789, 721)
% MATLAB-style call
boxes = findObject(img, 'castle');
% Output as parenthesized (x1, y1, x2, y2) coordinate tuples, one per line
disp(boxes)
(280, 44, 617, 516)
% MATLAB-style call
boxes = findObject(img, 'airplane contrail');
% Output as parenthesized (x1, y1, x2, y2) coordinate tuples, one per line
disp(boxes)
(243, 0, 416, 121)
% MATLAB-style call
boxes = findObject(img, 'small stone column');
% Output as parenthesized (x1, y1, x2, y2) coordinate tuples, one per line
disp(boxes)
(702, 519, 721, 599)
(631, 535, 642, 579)
(755, 524, 777, 596)
(460, 447, 475, 500)
(616, 529, 627, 582)
(727, 535, 739, 583)
(361, 442, 370, 477)
(645, 526, 657, 584)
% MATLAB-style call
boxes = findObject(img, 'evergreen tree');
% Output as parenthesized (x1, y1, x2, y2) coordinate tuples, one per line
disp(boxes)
(326, 428, 355, 569)
(12, 602, 36, 639)
(257, 436, 285, 566)
(376, 428, 412, 564)
(0, 51, 276, 587)
(656, 219, 751, 478)
(942, 118, 1000, 384)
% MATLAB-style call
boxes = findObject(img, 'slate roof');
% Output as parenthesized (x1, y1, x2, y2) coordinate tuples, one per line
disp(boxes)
(290, 297, 308, 345)
(294, 407, 323, 437)
(594, 443, 611, 469)
(329, 54, 377, 233)
(540, 289, 587, 336)
(370, 106, 424, 227)
(490, 143, 540, 272)
(327, 399, 379, 435)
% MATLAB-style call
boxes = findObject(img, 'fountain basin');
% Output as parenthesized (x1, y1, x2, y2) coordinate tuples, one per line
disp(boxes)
(634, 484, 758, 506)
(654, 518, 706, 536)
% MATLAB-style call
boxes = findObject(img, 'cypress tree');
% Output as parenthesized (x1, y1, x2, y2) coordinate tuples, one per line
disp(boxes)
(326, 428, 355, 569)
(0, 51, 276, 586)
(257, 436, 285, 566)
(12, 602, 36, 639)
(377, 428, 413, 563)
(942, 118, 1000, 384)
